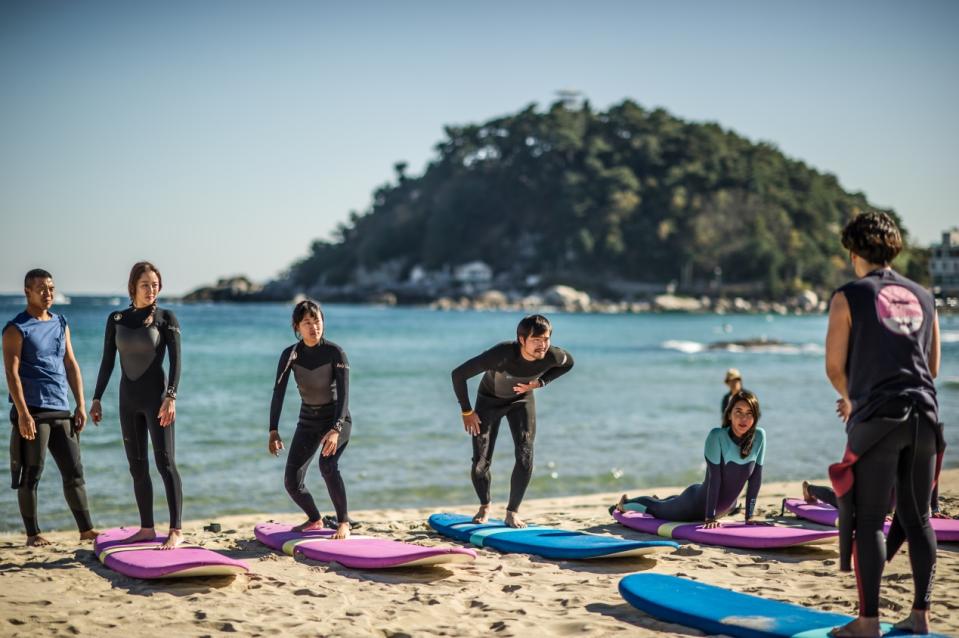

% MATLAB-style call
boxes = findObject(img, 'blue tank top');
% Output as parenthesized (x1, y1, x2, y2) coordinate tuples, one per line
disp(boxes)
(3, 311, 70, 411)
(835, 269, 938, 428)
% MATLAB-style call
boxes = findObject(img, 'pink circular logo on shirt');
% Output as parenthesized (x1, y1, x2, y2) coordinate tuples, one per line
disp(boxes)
(876, 285, 923, 335)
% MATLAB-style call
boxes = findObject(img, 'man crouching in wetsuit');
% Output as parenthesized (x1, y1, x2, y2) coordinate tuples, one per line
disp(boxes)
(451, 315, 574, 528)
(3, 269, 98, 546)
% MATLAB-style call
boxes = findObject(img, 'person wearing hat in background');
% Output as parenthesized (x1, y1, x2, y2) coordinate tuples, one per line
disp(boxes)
(721, 368, 742, 416)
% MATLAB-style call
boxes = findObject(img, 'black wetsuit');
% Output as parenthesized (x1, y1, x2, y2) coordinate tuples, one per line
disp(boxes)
(271, 339, 351, 524)
(93, 305, 182, 529)
(622, 427, 765, 521)
(5, 312, 93, 537)
(451, 342, 574, 512)
(832, 269, 939, 618)
(805, 479, 940, 514)
(721, 392, 733, 416)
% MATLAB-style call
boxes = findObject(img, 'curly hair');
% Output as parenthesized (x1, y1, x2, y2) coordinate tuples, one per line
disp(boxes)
(721, 389, 761, 458)
(840, 211, 902, 266)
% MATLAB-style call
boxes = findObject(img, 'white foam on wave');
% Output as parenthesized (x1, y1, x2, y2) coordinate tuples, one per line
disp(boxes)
(941, 330, 959, 344)
(661, 340, 706, 354)
(660, 341, 824, 355)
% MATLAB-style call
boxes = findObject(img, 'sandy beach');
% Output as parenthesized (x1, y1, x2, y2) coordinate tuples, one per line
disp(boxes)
(1, 471, 957, 637)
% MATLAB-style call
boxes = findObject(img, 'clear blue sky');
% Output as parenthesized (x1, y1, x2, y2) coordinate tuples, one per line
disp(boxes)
(1, 0, 957, 294)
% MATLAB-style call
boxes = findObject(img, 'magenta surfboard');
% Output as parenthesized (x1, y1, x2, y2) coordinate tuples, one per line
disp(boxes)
(612, 510, 838, 548)
(783, 498, 959, 542)
(94, 528, 250, 579)
(254, 522, 476, 569)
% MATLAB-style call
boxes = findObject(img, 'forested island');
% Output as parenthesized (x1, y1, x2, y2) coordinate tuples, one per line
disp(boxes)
(185, 98, 930, 313)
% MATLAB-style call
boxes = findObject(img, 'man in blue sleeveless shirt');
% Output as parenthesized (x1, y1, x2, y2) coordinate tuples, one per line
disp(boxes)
(2, 269, 97, 546)
(824, 212, 941, 637)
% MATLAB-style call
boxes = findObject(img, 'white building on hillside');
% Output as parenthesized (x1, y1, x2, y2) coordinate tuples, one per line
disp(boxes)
(931, 228, 959, 297)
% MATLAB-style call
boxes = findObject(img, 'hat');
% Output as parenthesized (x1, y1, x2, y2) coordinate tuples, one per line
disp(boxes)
(724, 368, 741, 382)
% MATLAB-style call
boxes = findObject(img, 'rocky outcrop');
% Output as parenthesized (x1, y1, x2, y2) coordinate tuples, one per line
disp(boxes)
(183, 276, 266, 302)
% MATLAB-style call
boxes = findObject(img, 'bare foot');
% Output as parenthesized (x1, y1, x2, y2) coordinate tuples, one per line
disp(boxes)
(124, 527, 157, 543)
(472, 504, 491, 524)
(505, 510, 527, 528)
(893, 609, 930, 635)
(79, 529, 99, 542)
(331, 522, 351, 540)
(615, 494, 628, 513)
(292, 519, 325, 533)
(26, 534, 52, 547)
(828, 617, 881, 638)
(158, 529, 184, 550)
(802, 481, 816, 504)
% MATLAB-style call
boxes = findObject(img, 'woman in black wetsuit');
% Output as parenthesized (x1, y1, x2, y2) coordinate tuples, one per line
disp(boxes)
(614, 390, 767, 528)
(268, 300, 352, 540)
(90, 261, 183, 549)
(824, 212, 941, 637)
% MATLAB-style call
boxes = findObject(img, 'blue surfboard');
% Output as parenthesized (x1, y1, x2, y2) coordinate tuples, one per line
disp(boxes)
(619, 573, 949, 638)
(428, 513, 677, 560)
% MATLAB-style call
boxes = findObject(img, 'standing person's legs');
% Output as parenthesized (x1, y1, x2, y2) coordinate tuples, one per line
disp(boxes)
(892, 416, 937, 633)
(146, 411, 183, 529)
(17, 421, 51, 542)
(120, 406, 154, 530)
(284, 425, 324, 525)
(470, 406, 503, 522)
(504, 401, 536, 519)
(45, 418, 94, 534)
(318, 440, 349, 524)
(851, 433, 899, 621)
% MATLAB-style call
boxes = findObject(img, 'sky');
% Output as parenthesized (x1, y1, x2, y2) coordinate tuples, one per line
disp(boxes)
(1, 1, 957, 295)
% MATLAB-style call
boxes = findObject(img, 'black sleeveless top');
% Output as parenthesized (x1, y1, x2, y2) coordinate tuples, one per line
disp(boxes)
(835, 269, 938, 428)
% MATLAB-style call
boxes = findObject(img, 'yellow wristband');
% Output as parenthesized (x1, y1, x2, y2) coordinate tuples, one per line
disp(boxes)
(461, 409, 475, 416)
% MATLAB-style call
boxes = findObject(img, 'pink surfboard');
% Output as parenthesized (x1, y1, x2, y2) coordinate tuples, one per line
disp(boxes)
(94, 528, 250, 579)
(254, 522, 477, 569)
(783, 498, 959, 542)
(612, 510, 838, 548)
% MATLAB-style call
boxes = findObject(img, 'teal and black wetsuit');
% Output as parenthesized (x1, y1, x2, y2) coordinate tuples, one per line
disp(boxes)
(622, 426, 766, 521)
(271, 339, 351, 524)
(93, 305, 182, 529)
(451, 342, 574, 512)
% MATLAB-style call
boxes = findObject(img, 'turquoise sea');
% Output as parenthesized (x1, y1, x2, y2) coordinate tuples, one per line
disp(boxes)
(1, 296, 957, 533)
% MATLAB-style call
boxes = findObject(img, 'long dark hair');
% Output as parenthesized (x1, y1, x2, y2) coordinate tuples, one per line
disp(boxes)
(721, 389, 761, 459)
(128, 261, 162, 326)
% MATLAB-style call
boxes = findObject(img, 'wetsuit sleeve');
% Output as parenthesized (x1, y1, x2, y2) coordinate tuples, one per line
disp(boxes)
(163, 310, 181, 398)
(744, 429, 765, 519)
(704, 428, 723, 520)
(539, 347, 574, 386)
(332, 344, 350, 429)
(269, 346, 295, 432)
(92, 314, 118, 401)
(451, 346, 502, 412)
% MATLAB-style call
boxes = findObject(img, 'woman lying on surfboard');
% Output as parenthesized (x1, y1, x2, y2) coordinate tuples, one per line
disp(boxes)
(268, 300, 352, 540)
(801, 479, 947, 518)
(614, 390, 767, 528)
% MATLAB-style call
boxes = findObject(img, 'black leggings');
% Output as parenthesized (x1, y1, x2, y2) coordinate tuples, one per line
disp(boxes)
(284, 426, 349, 523)
(120, 396, 183, 529)
(852, 413, 937, 617)
(471, 399, 535, 513)
(10, 410, 93, 536)
(807, 483, 839, 508)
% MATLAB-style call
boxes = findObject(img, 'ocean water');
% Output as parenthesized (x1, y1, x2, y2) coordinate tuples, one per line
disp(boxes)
(1, 296, 957, 533)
